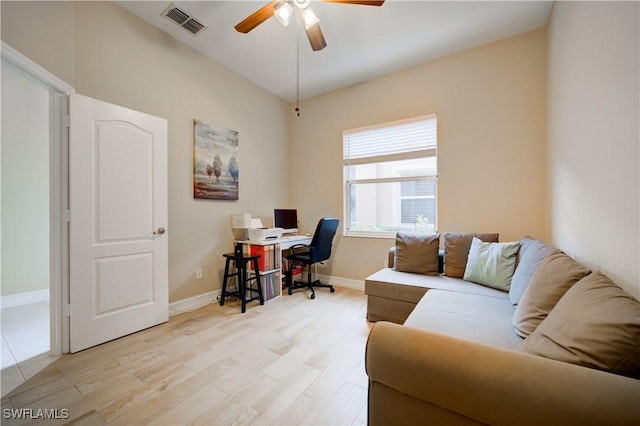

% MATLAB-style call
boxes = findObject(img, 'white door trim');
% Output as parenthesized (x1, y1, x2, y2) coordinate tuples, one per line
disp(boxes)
(1, 42, 75, 355)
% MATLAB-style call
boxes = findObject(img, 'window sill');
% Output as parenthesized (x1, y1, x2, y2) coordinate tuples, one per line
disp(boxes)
(343, 231, 396, 239)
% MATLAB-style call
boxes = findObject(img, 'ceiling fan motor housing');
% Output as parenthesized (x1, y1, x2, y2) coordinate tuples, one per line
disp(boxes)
(293, 0, 312, 9)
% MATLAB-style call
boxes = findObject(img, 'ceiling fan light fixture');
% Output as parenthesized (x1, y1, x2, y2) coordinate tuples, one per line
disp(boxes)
(302, 7, 320, 29)
(293, 0, 312, 10)
(274, 1, 293, 27)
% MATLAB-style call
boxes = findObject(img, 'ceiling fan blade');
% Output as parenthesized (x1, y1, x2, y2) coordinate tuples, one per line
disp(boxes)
(320, 0, 385, 6)
(305, 22, 327, 51)
(234, 0, 278, 33)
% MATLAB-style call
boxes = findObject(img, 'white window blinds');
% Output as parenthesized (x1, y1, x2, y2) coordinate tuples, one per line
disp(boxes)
(343, 114, 437, 168)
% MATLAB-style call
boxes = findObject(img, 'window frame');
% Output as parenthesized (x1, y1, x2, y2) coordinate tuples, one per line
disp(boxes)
(343, 114, 437, 238)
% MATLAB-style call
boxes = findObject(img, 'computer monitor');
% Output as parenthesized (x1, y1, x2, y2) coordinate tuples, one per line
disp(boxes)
(274, 209, 298, 234)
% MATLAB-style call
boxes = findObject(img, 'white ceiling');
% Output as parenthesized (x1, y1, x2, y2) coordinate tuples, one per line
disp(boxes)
(116, 1, 553, 103)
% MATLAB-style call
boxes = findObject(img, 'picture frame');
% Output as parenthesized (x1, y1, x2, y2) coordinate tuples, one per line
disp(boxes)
(193, 119, 239, 200)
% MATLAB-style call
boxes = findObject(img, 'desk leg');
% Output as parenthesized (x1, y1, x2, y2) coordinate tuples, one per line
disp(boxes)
(253, 258, 264, 305)
(220, 258, 231, 306)
(240, 262, 247, 313)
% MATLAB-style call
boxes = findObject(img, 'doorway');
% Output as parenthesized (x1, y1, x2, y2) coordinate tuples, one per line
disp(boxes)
(0, 44, 169, 395)
(0, 43, 71, 396)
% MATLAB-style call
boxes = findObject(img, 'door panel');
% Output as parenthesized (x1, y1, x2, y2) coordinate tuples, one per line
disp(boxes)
(96, 121, 153, 242)
(94, 253, 154, 315)
(69, 94, 168, 353)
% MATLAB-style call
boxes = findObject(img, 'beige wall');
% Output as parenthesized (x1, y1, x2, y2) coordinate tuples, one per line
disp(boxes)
(2, 1, 291, 302)
(1, 1, 76, 87)
(547, 1, 639, 299)
(290, 29, 548, 281)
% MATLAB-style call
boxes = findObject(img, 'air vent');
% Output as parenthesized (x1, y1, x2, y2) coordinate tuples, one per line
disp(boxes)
(162, 4, 207, 36)
(182, 18, 205, 35)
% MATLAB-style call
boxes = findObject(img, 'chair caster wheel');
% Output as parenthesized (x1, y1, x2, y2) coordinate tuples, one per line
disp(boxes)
(288, 289, 293, 295)
(330, 287, 335, 293)
(310, 293, 315, 299)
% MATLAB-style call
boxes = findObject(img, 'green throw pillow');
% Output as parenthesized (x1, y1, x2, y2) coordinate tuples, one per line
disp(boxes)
(463, 237, 521, 291)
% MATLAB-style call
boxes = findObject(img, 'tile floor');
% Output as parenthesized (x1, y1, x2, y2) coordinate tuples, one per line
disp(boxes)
(1, 302, 59, 397)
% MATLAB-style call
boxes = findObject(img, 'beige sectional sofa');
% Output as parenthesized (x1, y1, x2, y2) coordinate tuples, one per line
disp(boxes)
(364, 233, 640, 425)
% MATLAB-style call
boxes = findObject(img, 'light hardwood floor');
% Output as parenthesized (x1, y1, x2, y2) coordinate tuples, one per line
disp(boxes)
(1, 288, 372, 425)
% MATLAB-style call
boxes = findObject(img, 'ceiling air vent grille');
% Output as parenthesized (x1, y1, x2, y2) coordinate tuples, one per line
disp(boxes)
(182, 19, 205, 35)
(162, 4, 207, 36)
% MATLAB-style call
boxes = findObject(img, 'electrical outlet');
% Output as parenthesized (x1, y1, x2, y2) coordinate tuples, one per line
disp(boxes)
(196, 268, 203, 279)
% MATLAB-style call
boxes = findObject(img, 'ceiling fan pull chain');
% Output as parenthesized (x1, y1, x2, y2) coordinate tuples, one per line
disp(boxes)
(295, 16, 301, 117)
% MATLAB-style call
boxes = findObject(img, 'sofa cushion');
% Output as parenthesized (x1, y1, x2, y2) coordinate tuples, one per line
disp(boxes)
(463, 238, 521, 291)
(405, 290, 522, 350)
(509, 237, 559, 305)
(443, 232, 499, 278)
(513, 252, 590, 338)
(394, 233, 440, 275)
(366, 295, 419, 324)
(365, 268, 509, 305)
(519, 272, 640, 379)
(365, 269, 509, 324)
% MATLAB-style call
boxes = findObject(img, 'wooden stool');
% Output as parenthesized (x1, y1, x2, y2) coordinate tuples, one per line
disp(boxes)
(220, 252, 264, 313)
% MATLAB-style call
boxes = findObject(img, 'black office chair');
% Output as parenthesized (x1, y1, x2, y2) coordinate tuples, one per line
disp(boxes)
(286, 217, 339, 299)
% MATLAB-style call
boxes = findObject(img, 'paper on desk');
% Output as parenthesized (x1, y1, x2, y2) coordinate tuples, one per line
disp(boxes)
(232, 213, 252, 228)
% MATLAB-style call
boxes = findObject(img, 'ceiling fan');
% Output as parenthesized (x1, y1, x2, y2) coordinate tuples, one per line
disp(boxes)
(235, 0, 385, 52)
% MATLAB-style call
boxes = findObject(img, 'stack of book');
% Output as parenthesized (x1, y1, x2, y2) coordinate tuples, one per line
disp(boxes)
(241, 242, 282, 301)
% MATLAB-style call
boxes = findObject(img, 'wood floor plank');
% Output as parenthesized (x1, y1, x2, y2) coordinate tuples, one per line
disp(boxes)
(303, 355, 360, 403)
(191, 373, 278, 425)
(252, 365, 322, 420)
(62, 410, 106, 426)
(272, 392, 327, 425)
(27, 376, 143, 426)
(310, 382, 368, 425)
(2, 288, 369, 425)
(145, 383, 227, 425)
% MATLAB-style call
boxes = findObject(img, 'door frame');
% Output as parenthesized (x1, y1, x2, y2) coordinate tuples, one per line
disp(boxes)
(1, 42, 74, 354)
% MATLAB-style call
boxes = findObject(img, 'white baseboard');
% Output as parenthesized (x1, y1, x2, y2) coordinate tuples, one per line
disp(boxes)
(168, 289, 220, 317)
(317, 274, 365, 291)
(168, 274, 363, 317)
(0, 288, 49, 310)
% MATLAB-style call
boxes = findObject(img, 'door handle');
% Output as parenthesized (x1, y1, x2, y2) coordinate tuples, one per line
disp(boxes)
(153, 227, 166, 236)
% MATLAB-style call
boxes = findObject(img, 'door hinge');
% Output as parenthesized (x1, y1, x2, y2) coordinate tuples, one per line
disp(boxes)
(64, 210, 71, 223)
(64, 304, 71, 317)
(64, 114, 70, 128)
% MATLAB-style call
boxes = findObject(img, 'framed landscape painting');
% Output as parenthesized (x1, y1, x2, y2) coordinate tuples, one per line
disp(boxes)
(193, 119, 239, 200)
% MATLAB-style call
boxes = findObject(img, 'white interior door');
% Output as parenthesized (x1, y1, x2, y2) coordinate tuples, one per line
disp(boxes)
(69, 94, 168, 353)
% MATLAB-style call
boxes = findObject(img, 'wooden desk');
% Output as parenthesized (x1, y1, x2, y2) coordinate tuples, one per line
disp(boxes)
(238, 234, 312, 250)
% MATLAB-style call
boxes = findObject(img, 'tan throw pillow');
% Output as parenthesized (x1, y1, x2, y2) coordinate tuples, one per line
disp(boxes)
(394, 233, 440, 275)
(513, 252, 590, 338)
(443, 232, 499, 278)
(519, 272, 640, 379)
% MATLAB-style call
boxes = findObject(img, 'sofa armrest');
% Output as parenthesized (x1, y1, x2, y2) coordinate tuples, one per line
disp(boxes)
(387, 246, 395, 268)
(366, 322, 640, 426)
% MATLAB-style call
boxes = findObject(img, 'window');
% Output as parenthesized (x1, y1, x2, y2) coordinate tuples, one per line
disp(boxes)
(343, 114, 437, 237)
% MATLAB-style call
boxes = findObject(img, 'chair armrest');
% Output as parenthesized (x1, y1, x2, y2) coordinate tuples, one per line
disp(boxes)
(289, 244, 311, 257)
(366, 322, 640, 426)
